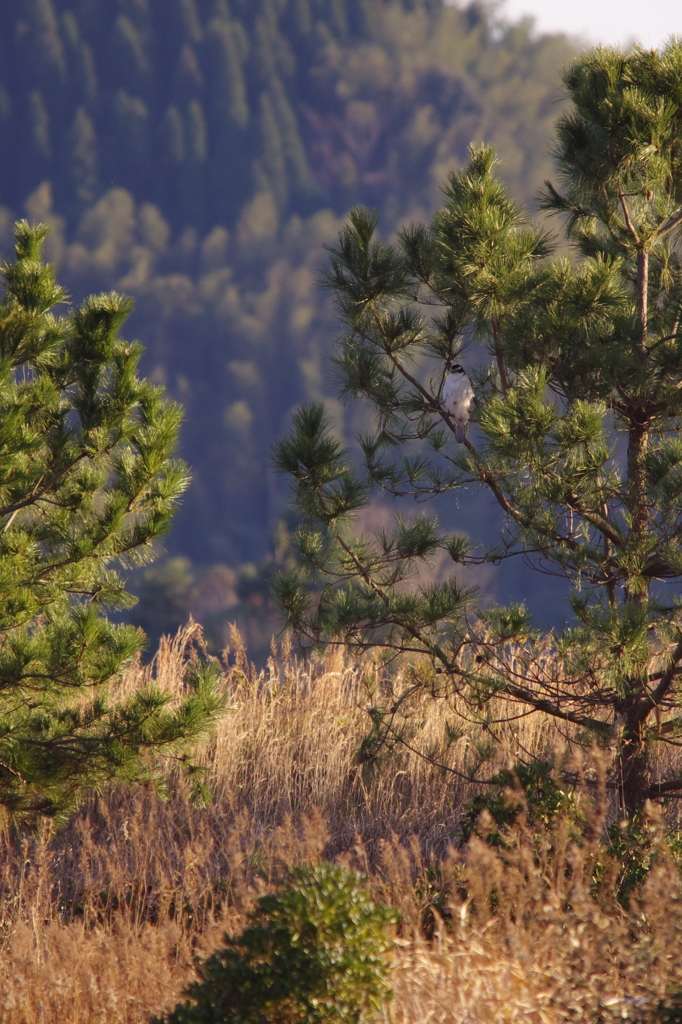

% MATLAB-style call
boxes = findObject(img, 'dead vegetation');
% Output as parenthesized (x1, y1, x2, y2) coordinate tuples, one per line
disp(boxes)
(1, 623, 682, 1023)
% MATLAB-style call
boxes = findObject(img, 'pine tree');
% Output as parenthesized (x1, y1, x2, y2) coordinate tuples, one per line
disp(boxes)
(179, 0, 203, 44)
(26, 0, 66, 83)
(259, 90, 288, 206)
(270, 74, 315, 195)
(29, 90, 51, 160)
(205, 16, 249, 129)
(70, 106, 99, 205)
(293, 0, 313, 37)
(273, 43, 682, 815)
(187, 99, 208, 163)
(164, 105, 186, 165)
(0, 222, 222, 822)
(112, 14, 150, 90)
(183, 99, 209, 225)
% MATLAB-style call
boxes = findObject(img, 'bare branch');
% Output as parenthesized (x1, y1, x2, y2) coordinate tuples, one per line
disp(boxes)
(619, 193, 639, 243)
(645, 778, 682, 797)
(631, 636, 682, 730)
(486, 674, 613, 735)
(334, 530, 456, 676)
(565, 493, 625, 548)
(491, 317, 509, 395)
(657, 209, 682, 239)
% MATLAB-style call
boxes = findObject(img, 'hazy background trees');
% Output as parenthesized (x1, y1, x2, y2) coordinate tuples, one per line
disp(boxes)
(0, 0, 579, 656)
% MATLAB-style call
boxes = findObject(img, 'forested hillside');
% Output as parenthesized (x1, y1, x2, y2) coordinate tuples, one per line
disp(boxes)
(0, 0, 578, 648)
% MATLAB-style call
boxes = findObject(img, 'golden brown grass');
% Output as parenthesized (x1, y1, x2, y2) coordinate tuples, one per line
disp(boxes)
(1, 623, 682, 1023)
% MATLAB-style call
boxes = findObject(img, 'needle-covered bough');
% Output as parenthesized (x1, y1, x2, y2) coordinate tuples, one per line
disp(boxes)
(0, 223, 223, 823)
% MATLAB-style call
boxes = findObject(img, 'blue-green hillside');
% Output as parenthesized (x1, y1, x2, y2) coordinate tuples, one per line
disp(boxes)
(0, 0, 577, 648)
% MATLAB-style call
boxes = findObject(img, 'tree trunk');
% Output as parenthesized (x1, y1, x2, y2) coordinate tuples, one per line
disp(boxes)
(619, 715, 652, 815)
(619, 247, 652, 818)
(627, 417, 650, 547)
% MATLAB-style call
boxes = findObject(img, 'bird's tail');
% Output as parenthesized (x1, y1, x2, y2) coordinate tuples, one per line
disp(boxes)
(454, 421, 466, 444)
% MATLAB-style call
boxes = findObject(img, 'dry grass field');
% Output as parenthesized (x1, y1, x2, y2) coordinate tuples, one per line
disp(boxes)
(1, 623, 682, 1023)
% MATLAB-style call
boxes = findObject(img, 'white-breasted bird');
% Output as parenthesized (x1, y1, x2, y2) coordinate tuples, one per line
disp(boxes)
(441, 362, 474, 443)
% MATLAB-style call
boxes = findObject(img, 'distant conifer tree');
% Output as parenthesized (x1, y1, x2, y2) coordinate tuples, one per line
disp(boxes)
(70, 107, 98, 204)
(207, 17, 250, 129)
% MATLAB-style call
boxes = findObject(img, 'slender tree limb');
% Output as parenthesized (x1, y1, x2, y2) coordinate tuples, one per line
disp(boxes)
(380, 716, 499, 784)
(658, 716, 682, 736)
(0, 452, 90, 522)
(637, 249, 649, 350)
(565, 493, 625, 548)
(645, 331, 682, 355)
(657, 209, 682, 239)
(631, 636, 682, 729)
(494, 679, 613, 735)
(334, 530, 456, 676)
(619, 193, 640, 243)
(645, 778, 682, 796)
(462, 438, 581, 552)
(491, 317, 509, 395)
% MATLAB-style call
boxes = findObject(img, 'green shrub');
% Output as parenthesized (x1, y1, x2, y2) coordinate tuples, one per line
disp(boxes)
(459, 761, 576, 846)
(157, 863, 396, 1024)
(606, 815, 682, 905)
(654, 990, 682, 1024)
(461, 763, 682, 907)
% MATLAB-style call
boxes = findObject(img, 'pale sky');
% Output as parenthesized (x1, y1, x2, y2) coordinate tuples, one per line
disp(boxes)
(497, 0, 680, 50)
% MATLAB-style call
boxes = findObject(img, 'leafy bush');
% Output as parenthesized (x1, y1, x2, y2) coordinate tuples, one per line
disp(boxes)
(461, 762, 682, 907)
(657, 993, 682, 1024)
(157, 862, 396, 1024)
(459, 761, 576, 845)
(606, 814, 682, 905)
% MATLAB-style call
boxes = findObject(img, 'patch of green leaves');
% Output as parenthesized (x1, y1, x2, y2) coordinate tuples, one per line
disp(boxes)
(158, 862, 396, 1024)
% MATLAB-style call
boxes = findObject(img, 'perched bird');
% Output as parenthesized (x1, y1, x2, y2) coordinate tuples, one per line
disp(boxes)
(441, 362, 474, 443)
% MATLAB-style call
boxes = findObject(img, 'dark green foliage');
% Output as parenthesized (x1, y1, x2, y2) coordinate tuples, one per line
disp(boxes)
(605, 814, 682, 905)
(657, 993, 682, 1024)
(158, 862, 396, 1024)
(459, 762, 575, 846)
(274, 42, 682, 815)
(0, 221, 223, 821)
(461, 764, 682, 908)
(0, 0, 578, 572)
(2, 0, 513, 231)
